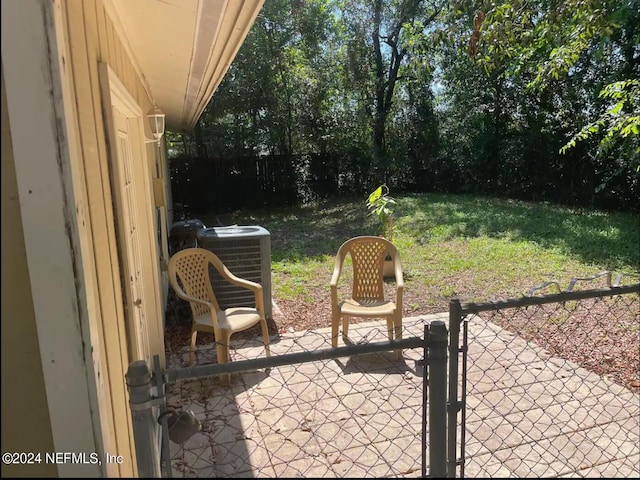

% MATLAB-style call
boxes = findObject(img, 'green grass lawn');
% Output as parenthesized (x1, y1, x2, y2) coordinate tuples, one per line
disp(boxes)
(201, 193, 639, 317)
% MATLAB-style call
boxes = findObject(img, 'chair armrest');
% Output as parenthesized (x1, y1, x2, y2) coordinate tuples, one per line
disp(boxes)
(211, 261, 266, 315)
(175, 289, 214, 310)
(330, 253, 344, 288)
(330, 256, 345, 310)
(393, 252, 404, 313)
(253, 286, 265, 315)
(240, 284, 265, 316)
(227, 275, 262, 292)
(216, 263, 261, 291)
(394, 255, 404, 289)
(330, 283, 339, 311)
(228, 277, 266, 313)
(395, 283, 403, 313)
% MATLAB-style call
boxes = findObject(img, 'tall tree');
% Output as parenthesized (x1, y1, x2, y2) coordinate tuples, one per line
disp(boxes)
(341, 0, 444, 181)
(475, 0, 639, 161)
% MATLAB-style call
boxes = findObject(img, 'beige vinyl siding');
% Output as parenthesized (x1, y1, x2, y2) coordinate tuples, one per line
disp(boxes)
(62, 1, 132, 476)
(57, 0, 169, 475)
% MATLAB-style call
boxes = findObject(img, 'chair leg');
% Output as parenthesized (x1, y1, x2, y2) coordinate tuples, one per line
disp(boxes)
(331, 309, 340, 348)
(216, 335, 231, 385)
(342, 315, 350, 342)
(259, 317, 271, 357)
(189, 329, 198, 366)
(386, 316, 395, 341)
(394, 314, 403, 360)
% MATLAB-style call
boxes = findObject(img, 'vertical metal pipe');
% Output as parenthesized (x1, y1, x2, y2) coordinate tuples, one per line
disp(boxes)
(153, 355, 172, 478)
(422, 323, 429, 478)
(428, 320, 448, 478)
(447, 299, 462, 477)
(126, 360, 161, 478)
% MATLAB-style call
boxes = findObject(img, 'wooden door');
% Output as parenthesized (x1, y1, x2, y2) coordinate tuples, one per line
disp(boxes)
(113, 107, 151, 363)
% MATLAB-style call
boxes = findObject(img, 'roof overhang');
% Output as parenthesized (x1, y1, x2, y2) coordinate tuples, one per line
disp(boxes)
(106, 0, 263, 132)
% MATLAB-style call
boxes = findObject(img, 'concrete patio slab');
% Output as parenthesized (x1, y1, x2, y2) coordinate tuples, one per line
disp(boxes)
(166, 314, 640, 478)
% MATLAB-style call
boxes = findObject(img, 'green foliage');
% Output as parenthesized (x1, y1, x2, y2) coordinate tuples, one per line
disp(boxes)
(366, 184, 397, 240)
(170, 0, 640, 213)
(472, 0, 640, 165)
(560, 79, 640, 163)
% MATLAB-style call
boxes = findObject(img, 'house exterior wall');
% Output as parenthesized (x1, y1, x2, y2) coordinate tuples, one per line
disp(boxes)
(2, 0, 263, 474)
(56, 0, 171, 474)
(2, 0, 103, 476)
(2, 0, 172, 476)
(1, 65, 58, 480)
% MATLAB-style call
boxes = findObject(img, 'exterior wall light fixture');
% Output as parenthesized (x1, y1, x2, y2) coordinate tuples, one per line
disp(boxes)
(145, 102, 165, 144)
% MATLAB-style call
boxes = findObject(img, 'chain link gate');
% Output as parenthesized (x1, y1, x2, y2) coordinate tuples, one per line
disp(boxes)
(447, 277, 640, 478)
(127, 320, 450, 477)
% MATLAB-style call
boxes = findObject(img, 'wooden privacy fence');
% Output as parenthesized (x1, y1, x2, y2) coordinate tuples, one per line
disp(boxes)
(169, 152, 388, 211)
(171, 154, 328, 210)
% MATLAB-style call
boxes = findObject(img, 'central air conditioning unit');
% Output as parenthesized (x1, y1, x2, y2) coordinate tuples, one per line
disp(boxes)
(196, 226, 272, 320)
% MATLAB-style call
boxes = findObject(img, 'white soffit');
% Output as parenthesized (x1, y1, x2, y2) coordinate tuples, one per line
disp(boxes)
(109, 0, 263, 131)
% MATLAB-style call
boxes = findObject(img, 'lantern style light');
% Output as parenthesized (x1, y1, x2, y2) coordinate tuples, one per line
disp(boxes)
(146, 102, 165, 143)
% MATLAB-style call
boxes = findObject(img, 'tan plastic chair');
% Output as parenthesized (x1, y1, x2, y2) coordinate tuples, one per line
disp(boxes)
(168, 248, 270, 382)
(330, 236, 404, 359)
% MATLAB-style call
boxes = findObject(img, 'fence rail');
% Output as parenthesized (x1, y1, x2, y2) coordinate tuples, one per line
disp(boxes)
(459, 283, 638, 313)
(164, 336, 424, 384)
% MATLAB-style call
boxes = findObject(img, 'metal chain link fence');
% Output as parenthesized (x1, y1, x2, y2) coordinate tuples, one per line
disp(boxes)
(449, 277, 639, 478)
(162, 319, 436, 478)
(128, 275, 639, 478)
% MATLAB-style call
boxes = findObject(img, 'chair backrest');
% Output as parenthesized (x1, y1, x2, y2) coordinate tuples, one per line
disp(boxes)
(337, 236, 399, 301)
(168, 248, 222, 318)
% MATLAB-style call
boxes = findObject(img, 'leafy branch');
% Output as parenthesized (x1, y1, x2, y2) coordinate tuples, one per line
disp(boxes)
(560, 79, 640, 160)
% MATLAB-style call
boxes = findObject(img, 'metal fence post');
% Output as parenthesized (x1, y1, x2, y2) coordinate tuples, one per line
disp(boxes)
(447, 299, 462, 478)
(428, 320, 448, 478)
(422, 324, 428, 478)
(153, 355, 172, 478)
(126, 360, 161, 478)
